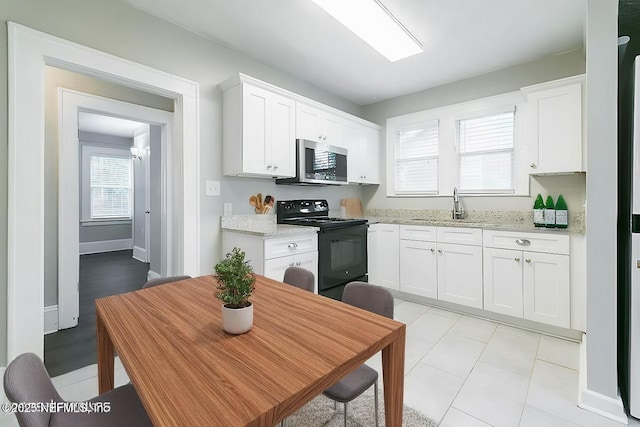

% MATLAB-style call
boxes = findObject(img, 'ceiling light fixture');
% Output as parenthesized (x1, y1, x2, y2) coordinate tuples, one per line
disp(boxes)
(311, 0, 422, 62)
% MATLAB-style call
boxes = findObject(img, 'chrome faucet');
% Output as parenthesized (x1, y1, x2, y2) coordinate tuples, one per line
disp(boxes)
(453, 187, 466, 219)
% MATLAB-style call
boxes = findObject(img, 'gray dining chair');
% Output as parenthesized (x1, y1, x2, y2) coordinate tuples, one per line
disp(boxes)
(280, 266, 315, 427)
(282, 266, 315, 293)
(3, 352, 153, 427)
(323, 281, 394, 427)
(142, 274, 191, 289)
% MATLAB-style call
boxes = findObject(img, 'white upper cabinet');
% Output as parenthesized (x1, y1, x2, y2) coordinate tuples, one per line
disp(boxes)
(522, 75, 585, 175)
(221, 74, 381, 182)
(222, 79, 296, 178)
(296, 103, 343, 146)
(343, 120, 380, 184)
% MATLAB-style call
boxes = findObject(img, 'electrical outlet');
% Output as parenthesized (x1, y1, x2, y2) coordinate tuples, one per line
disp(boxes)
(205, 180, 220, 196)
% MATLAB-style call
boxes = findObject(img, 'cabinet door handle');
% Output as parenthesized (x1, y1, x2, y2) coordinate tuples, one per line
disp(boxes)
(266, 164, 272, 169)
(318, 135, 323, 140)
(323, 136, 327, 140)
(430, 248, 435, 253)
(530, 163, 537, 168)
(288, 243, 298, 249)
(438, 249, 442, 254)
(295, 261, 301, 266)
(525, 259, 531, 263)
(515, 257, 521, 262)
(273, 164, 278, 170)
(515, 239, 531, 246)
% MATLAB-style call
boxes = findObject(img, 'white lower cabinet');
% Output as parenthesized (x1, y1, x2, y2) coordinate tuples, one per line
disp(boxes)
(437, 242, 483, 309)
(399, 239, 438, 298)
(371, 224, 573, 330)
(222, 231, 318, 292)
(263, 251, 318, 284)
(369, 224, 399, 290)
(523, 251, 570, 327)
(397, 225, 482, 308)
(483, 230, 570, 328)
(483, 248, 524, 317)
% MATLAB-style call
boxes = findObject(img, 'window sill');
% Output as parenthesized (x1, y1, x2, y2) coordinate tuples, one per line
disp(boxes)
(81, 219, 132, 227)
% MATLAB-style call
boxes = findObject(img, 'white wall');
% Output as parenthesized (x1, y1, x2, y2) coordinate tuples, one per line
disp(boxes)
(361, 50, 587, 213)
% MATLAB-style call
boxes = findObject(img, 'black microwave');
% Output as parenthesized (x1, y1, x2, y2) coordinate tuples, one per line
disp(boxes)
(276, 139, 348, 185)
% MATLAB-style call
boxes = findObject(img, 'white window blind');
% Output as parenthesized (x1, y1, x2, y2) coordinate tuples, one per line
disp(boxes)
(90, 155, 131, 219)
(394, 120, 439, 194)
(457, 109, 515, 193)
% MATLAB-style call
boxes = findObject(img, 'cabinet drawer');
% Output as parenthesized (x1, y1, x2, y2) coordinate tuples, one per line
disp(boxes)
(264, 233, 318, 259)
(400, 225, 437, 242)
(437, 227, 482, 246)
(483, 230, 569, 255)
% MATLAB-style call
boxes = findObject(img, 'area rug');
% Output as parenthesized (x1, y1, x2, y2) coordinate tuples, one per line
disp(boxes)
(284, 386, 438, 426)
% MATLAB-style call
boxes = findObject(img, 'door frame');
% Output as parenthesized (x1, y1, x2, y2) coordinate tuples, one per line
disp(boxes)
(7, 22, 201, 361)
(58, 90, 173, 330)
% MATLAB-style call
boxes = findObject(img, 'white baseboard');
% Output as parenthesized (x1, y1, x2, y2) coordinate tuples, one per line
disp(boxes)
(132, 245, 147, 262)
(147, 270, 161, 280)
(44, 305, 59, 335)
(578, 334, 629, 424)
(79, 238, 133, 255)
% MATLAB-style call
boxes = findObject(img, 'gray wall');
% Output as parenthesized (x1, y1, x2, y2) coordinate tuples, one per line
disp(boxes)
(0, 0, 364, 365)
(361, 50, 587, 214)
(223, 177, 364, 218)
(585, 0, 619, 402)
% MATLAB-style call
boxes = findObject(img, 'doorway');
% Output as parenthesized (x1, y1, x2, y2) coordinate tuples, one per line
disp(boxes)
(57, 90, 174, 330)
(7, 22, 201, 361)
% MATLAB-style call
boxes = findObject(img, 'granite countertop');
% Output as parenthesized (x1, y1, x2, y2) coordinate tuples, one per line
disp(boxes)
(363, 209, 585, 234)
(221, 215, 319, 237)
(221, 209, 585, 236)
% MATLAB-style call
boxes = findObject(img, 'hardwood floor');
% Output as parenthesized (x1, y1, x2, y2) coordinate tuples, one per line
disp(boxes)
(44, 250, 149, 377)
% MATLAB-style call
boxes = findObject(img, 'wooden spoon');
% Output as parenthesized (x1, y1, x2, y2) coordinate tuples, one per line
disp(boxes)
(249, 195, 258, 211)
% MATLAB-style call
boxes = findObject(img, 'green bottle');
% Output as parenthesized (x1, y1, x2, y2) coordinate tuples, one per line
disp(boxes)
(555, 195, 568, 229)
(533, 194, 545, 227)
(544, 195, 556, 228)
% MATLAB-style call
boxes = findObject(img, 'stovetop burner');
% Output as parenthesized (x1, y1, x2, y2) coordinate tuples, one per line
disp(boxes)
(276, 200, 367, 229)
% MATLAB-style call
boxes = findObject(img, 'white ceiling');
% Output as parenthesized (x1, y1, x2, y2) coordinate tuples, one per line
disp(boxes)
(78, 112, 146, 138)
(121, 0, 586, 106)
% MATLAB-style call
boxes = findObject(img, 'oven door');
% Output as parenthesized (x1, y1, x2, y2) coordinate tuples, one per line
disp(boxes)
(317, 224, 368, 293)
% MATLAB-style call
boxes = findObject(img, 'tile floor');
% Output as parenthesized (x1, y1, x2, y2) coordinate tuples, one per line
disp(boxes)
(2, 298, 639, 426)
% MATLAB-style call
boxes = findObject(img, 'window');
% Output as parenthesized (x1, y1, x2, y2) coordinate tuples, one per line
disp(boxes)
(81, 145, 132, 222)
(394, 120, 439, 194)
(457, 109, 515, 194)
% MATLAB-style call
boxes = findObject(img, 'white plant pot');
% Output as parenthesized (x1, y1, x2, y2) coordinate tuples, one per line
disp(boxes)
(221, 303, 253, 334)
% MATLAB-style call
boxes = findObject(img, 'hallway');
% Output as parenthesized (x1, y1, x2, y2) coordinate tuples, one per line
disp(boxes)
(44, 250, 148, 376)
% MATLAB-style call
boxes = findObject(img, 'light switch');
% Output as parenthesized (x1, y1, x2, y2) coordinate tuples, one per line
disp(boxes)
(205, 180, 220, 197)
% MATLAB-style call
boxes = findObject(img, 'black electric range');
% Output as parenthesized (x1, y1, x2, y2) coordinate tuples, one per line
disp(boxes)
(276, 200, 368, 300)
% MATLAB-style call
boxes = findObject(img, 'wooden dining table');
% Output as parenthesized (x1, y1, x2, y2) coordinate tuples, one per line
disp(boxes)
(95, 274, 406, 426)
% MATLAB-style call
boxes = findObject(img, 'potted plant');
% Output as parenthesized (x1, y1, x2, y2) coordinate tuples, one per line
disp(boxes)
(214, 247, 256, 334)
